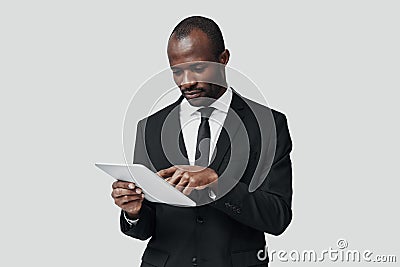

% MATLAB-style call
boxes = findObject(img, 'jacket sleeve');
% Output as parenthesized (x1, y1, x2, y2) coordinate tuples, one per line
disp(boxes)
(120, 119, 156, 240)
(210, 112, 293, 235)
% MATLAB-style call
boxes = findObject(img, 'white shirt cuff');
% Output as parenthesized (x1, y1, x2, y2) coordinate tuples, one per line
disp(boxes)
(123, 211, 139, 226)
(208, 188, 217, 201)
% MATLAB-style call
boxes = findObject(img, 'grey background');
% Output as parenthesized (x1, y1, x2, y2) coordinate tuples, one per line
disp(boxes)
(1, 0, 399, 266)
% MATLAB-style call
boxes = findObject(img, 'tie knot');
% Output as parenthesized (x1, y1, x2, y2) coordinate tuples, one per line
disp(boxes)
(198, 107, 215, 119)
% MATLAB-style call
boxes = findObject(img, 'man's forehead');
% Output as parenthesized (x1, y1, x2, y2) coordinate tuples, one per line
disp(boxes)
(167, 29, 215, 65)
(167, 38, 200, 59)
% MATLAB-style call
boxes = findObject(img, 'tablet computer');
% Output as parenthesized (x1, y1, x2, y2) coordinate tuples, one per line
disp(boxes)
(95, 163, 196, 207)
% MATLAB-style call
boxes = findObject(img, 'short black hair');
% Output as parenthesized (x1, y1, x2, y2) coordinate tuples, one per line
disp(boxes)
(170, 16, 225, 59)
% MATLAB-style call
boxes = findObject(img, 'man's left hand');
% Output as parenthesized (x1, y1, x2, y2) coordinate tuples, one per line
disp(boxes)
(157, 165, 218, 195)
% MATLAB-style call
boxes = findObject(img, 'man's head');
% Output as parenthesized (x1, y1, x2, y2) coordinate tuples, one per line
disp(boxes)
(167, 16, 230, 106)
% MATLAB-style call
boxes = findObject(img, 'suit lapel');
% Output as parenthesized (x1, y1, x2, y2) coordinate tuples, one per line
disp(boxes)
(155, 95, 190, 169)
(155, 91, 246, 171)
(209, 91, 246, 172)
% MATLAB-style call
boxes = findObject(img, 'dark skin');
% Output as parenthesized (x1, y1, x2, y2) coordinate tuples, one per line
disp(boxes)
(112, 29, 230, 218)
(111, 181, 144, 219)
(157, 165, 219, 195)
(168, 29, 230, 106)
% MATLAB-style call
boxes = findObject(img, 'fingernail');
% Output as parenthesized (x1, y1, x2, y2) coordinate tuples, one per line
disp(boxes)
(128, 183, 135, 189)
(141, 194, 144, 198)
(136, 188, 142, 194)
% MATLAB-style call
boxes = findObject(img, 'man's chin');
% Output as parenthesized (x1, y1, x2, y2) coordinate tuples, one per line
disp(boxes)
(187, 97, 204, 107)
(186, 97, 214, 107)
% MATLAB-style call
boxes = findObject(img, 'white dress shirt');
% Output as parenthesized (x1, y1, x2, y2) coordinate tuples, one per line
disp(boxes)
(125, 88, 233, 225)
(180, 87, 232, 165)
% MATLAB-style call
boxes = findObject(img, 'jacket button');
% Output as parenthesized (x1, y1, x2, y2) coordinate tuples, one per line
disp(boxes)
(196, 216, 204, 224)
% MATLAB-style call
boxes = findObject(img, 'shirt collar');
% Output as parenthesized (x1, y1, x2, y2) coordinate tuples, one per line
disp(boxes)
(180, 87, 232, 116)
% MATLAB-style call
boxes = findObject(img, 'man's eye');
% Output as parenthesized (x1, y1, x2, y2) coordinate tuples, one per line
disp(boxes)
(172, 70, 182, 75)
(193, 67, 205, 73)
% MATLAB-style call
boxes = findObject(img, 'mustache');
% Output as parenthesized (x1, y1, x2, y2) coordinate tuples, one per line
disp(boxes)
(181, 87, 204, 94)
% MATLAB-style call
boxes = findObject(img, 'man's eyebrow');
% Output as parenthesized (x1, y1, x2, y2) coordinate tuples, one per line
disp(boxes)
(171, 62, 206, 70)
(190, 62, 207, 67)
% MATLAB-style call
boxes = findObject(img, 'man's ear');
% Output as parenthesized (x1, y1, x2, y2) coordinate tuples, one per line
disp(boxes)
(218, 49, 230, 65)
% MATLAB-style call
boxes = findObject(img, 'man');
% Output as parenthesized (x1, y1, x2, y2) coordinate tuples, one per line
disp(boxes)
(111, 16, 293, 267)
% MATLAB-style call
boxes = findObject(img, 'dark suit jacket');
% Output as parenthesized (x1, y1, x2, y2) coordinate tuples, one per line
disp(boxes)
(120, 90, 293, 267)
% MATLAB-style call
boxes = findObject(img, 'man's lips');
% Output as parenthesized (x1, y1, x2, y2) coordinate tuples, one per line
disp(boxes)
(183, 89, 203, 99)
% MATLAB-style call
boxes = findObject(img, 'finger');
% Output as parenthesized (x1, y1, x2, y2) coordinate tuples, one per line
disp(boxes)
(165, 176, 180, 187)
(174, 184, 187, 193)
(182, 177, 197, 195)
(157, 166, 178, 178)
(169, 169, 186, 185)
(112, 187, 142, 198)
(112, 180, 136, 189)
(178, 172, 192, 186)
(135, 187, 142, 194)
(117, 194, 145, 205)
(165, 177, 173, 185)
(182, 186, 194, 195)
(175, 177, 190, 194)
(183, 171, 202, 195)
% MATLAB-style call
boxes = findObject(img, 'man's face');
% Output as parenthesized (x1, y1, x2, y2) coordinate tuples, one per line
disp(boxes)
(167, 29, 227, 106)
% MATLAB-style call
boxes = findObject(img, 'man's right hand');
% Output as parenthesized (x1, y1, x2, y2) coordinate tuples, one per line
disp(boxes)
(111, 181, 145, 220)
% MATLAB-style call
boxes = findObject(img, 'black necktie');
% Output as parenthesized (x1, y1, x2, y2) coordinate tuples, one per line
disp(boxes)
(195, 107, 215, 167)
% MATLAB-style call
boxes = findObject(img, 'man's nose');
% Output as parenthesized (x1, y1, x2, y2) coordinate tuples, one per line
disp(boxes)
(179, 71, 197, 90)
